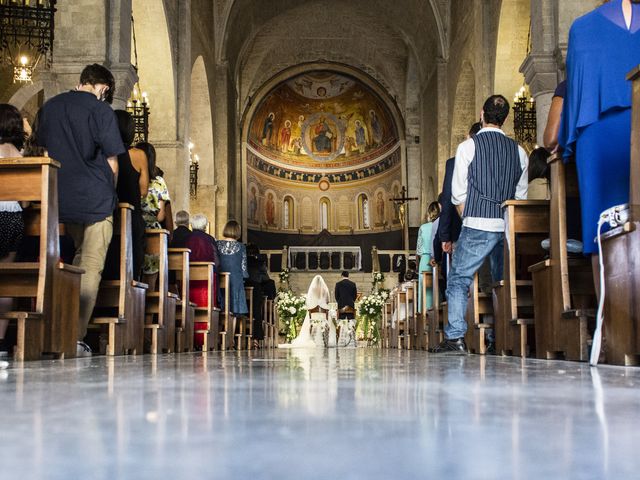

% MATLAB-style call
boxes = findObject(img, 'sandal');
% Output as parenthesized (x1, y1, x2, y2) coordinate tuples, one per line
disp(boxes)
(252, 340, 261, 350)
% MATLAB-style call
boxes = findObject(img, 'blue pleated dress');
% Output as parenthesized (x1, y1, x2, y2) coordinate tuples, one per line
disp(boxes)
(559, 0, 640, 254)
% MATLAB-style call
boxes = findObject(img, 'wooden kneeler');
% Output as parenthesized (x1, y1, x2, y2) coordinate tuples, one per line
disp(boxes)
(529, 154, 596, 361)
(0, 157, 83, 360)
(93, 203, 147, 355)
(144, 229, 177, 354)
(168, 248, 196, 353)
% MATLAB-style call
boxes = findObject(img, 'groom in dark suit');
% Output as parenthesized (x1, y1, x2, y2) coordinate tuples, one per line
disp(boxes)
(335, 271, 357, 319)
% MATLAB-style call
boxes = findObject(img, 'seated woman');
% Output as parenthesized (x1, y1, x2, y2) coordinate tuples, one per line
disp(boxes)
(527, 147, 551, 201)
(107, 110, 148, 281)
(137, 142, 170, 288)
(216, 221, 249, 346)
(0, 104, 27, 366)
(185, 214, 221, 347)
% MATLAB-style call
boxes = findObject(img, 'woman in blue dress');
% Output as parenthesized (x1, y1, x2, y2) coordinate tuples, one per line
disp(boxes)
(559, 0, 640, 264)
(416, 202, 441, 312)
(216, 220, 249, 317)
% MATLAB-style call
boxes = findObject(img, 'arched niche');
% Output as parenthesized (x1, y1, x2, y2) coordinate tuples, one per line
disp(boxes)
(242, 62, 406, 244)
(188, 55, 216, 228)
(494, 0, 531, 136)
(132, 0, 177, 142)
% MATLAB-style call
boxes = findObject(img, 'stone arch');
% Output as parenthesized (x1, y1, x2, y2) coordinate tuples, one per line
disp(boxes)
(450, 60, 477, 156)
(241, 62, 407, 239)
(494, 0, 531, 136)
(188, 56, 216, 228)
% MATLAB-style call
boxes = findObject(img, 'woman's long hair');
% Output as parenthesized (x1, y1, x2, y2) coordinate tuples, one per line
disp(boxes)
(135, 142, 157, 178)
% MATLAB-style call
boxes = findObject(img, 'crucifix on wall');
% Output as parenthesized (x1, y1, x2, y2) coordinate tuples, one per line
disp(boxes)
(390, 186, 418, 250)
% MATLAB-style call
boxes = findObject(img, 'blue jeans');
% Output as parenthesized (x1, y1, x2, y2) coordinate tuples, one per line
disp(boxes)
(444, 227, 504, 340)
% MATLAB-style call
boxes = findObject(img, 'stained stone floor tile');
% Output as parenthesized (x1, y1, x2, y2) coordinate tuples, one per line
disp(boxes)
(0, 349, 639, 479)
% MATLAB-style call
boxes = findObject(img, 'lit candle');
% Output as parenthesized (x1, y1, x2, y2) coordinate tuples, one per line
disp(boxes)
(142, 91, 148, 105)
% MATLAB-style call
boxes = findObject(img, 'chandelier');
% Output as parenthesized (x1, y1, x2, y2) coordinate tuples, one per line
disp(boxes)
(512, 85, 537, 150)
(126, 85, 150, 144)
(0, 0, 57, 83)
(189, 141, 199, 199)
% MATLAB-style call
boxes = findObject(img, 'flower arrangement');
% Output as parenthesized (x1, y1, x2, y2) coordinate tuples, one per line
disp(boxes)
(356, 289, 389, 345)
(372, 271, 385, 289)
(278, 268, 291, 290)
(276, 290, 306, 343)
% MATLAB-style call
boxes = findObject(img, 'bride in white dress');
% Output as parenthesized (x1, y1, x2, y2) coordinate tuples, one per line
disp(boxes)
(279, 275, 336, 348)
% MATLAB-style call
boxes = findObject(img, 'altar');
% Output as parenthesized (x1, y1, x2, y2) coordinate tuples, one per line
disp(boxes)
(288, 246, 362, 271)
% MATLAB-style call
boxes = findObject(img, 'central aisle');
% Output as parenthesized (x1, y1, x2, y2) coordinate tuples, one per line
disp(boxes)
(0, 350, 638, 479)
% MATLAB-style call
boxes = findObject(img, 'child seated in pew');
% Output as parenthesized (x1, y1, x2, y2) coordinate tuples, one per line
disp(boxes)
(0, 104, 28, 365)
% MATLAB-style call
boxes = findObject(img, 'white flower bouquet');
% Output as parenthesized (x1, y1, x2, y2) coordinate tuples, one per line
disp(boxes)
(356, 290, 389, 346)
(278, 268, 291, 291)
(372, 271, 385, 289)
(276, 290, 307, 342)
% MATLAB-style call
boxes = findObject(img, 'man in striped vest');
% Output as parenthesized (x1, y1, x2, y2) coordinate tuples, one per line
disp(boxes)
(432, 95, 529, 353)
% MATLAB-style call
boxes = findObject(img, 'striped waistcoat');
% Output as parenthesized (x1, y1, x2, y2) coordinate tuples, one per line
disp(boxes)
(462, 131, 522, 220)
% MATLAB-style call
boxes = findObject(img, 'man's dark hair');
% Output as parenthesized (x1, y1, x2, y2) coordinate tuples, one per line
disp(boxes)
(469, 122, 482, 136)
(528, 147, 551, 183)
(0, 103, 25, 151)
(114, 110, 135, 147)
(482, 95, 510, 127)
(341, 271, 349, 278)
(80, 64, 115, 104)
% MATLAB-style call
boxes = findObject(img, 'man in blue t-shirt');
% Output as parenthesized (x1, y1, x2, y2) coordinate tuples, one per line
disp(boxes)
(36, 64, 125, 356)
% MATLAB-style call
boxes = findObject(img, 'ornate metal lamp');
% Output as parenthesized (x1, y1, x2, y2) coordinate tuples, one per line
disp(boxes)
(126, 86, 150, 144)
(0, 0, 57, 83)
(513, 85, 537, 151)
(189, 141, 199, 199)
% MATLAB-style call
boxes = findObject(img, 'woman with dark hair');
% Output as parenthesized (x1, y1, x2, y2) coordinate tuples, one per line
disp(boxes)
(527, 147, 551, 200)
(137, 142, 170, 281)
(0, 104, 27, 365)
(109, 110, 148, 280)
(216, 221, 249, 346)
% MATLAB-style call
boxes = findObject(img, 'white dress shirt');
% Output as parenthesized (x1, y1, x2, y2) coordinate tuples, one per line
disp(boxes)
(451, 127, 528, 232)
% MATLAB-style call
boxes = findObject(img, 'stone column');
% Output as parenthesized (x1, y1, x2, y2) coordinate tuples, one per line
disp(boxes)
(44, 0, 136, 102)
(213, 61, 237, 237)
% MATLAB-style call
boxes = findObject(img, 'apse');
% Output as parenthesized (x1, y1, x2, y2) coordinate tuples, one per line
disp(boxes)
(245, 68, 404, 253)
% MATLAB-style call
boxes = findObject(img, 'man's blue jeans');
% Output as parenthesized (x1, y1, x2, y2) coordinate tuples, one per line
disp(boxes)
(444, 227, 504, 340)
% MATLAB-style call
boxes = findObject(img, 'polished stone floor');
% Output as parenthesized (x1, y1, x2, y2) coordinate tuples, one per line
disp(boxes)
(1, 350, 639, 479)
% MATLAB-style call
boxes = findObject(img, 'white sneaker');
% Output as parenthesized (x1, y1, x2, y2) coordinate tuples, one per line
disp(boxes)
(76, 341, 92, 357)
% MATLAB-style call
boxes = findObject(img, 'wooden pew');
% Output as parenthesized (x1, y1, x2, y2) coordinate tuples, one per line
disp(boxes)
(0, 157, 83, 360)
(236, 286, 254, 350)
(418, 270, 433, 349)
(464, 273, 493, 354)
(391, 281, 417, 349)
(92, 203, 147, 355)
(168, 248, 196, 353)
(427, 264, 447, 350)
(189, 261, 218, 351)
(529, 153, 596, 361)
(144, 229, 177, 354)
(598, 66, 640, 365)
(382, 299, 393, 349)
(218, 272, 234, 350)
(493, 200, 549, 357)
(262, 296, 276, 348)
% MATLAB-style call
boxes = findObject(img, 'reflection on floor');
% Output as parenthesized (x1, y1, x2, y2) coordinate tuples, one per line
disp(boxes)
(0, 350, 639, 479)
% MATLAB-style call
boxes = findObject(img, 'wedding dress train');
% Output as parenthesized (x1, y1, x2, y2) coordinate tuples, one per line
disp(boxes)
(279, 275, 336, 348)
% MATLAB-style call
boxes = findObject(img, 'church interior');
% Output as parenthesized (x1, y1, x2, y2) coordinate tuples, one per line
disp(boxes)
(1, 0, 640, 478)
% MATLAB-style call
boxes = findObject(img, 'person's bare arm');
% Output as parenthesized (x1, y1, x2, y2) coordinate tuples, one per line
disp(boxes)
(543, 96, 563, 151)
(157, 200, 166, 222)
(456, 204, 464, 217)
(130, 148, 149, 196)
(107, 155, 118, 185)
